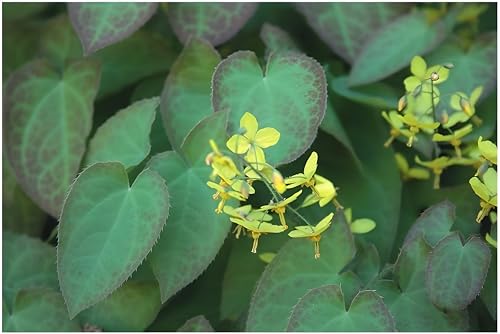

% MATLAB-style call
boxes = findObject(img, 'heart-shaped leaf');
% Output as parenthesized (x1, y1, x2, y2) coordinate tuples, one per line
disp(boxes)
(146, 112, 231, 302)
(296, 3, 409, 63)
(3, 288, 81, 332)
(212, 51, 327, 165)
(161, 37, 221, 151)
(426, 233, 491, 311)
(78, 280, 161, 331)
(57, 162, 169, 317)
(168, 3, 257, 46)
(68, 3, 158, 54)
(374, 236, 469, 331)
(260, 23, 299, 59)
(3, 232, 59, 308)
(4, 58, 100, 217)
(177, 315, 214, 332)
(85, 97, 159, 168)
(246, 212, 359, 331)
(404, 201, 455, 247)
(287, 285, 396, 331)
(349, 10, 454, 86)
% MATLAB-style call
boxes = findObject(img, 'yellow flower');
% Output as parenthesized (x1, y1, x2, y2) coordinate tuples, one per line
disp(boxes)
(285, 151, 318, 188)
(226, 112, 280, 167)
(381, 111, 412, 147)
(223, 204, 272, 238)
(478, 136, 497, 165)
(288, 212, 334, 259)
(259, 190, 302, 228)
(230, 216, 286, 253)
(206, 139, 241, 185)
(403, 56, 450, 92)
(395, 153, 430, 181)
(397, 113, 440, 148)
(432, 124, 473, 158)
(445, 86, 483, 128)
(207, 180, 248, 213)
(415, 156, 474, 190)
(469, 167, 497, 223)
(344, 208, 376, 234)
(300, 175, 342, 209)
(244, 162, 286, 194)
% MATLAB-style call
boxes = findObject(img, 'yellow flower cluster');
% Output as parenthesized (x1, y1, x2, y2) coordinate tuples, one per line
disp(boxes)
(205, 112, 376, 259)
(383, 55, 489, 190)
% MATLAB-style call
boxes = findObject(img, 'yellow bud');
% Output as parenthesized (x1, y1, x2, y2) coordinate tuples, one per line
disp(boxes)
(460, 97, 472, 116)
(440, 111, 449, 125)
(398, 95, 407, 112)
(272, 170, 286, 194)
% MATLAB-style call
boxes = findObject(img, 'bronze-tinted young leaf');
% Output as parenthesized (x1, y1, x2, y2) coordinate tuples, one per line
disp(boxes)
(296, 3, 409, 63)
(426, 233, 491, 311)
(4, 59, 100, 217)
(161, 37, 221, 151)
(68, 3, 158, 54)
(168, 3, 257, 46)
(212, 51, 327, 165)
(57, 162, 170, 317)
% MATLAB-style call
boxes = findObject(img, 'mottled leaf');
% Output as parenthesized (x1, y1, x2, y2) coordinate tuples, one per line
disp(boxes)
(177, 315, 214, 332)
(161, 38, 221, 151)
(168, 3, 257, 46)
(246, 212, 359, 331)
(68, 3, 158, 54)
(85, 97, 159, 168)
(3, 232, 59, 308)
(212, 51, 327, 165)
(426, 233, 491, 311)
(57, 163, 170, 317)
(287, 285, 395, 331)
(4, 58, 100, 217)
(3, 288, 81, 332)
(297, 3, 408, 63)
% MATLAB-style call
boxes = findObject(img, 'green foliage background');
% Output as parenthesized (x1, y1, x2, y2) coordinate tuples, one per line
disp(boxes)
(2, 2, 497, 332)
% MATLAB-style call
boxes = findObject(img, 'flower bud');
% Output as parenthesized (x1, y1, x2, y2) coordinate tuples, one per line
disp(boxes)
(430, 72, 440, 81)
(443, 63, 454, 69)
(397, 95, 407, 112)
(459, 97, 473, 116)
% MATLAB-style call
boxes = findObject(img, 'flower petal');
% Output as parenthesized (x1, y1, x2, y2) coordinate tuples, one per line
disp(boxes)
(255, 127, 280, 148)
(245, 146, 266, 166)
(227, 134, 251, 154)
(240, 112, 258, 139)
(304, 151, 318, 179)
(410, 55, 427, 78)
(350, 218, 376, 234)
(469, 176, 490, 202)
(478, 136, 497, 165)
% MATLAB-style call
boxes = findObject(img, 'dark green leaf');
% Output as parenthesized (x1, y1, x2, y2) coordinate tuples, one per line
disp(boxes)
(177, 315, 214, 332)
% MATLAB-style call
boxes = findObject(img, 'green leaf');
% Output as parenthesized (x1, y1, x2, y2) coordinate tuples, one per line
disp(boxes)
(260, 23, 299, 59)
(246, 212, 359, 331)
(85, 97, 159, 168)
(404, 201, 455, 247)
(177, 315, 214, 332)
(3, 155, 46, 237)
(3, 3, 47, 21)
(57, 162, 170, 317)
(427, 32, 497, 99)
(212, 51, 327, 165)
(287, 285, 396, 331)
(351, 242, 380, 286)
(330, 76, 399, 109)
(78, 280, 161, 331)
(4, 58, 100, 217)
(161, 38, 221, 151)
(375, 237, 469, 331)
(39, 15, 177, 98)
(426, 233, 491, 311)
(68, 3, 158, 54)
(3, 232, 59, 308)
(480, 251, 497, 319)
(3, 21, 41, 79)
(3, 288, 81, 332)
(168, 3, 257, 46)
(296, 3, 409, 63)
(349, 11, 452, 86)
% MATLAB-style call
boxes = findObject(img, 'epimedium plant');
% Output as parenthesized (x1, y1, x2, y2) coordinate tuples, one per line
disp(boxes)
(2, 2, 497, 332)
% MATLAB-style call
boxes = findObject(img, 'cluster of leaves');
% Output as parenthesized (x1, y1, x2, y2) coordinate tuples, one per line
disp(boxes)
(2, 2, 497, 332)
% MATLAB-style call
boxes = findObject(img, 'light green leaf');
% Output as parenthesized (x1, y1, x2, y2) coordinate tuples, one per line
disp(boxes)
(426, 233, 491, 311)
(375, 237, 469, 331)
(297, 3, 409, 63)
(246, 212, 359, 331)
(330, 76, 399, 109)
(161, 38, 221, 151)
(57, 162, 170, 317)
(168, 3, 257, 46)
(3, 288, 81, 332)
(349, 11, 453, 86)
(212, 51, 327, 165)
(68, 3, 158, 54)
(3, 232, 59, 308)
(4, 58, 100, 217)
(177, 315, 214, 332)
(287, 285, 396, 331)
(78, 280, 161, 331)
(85, 97, 159, 168)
